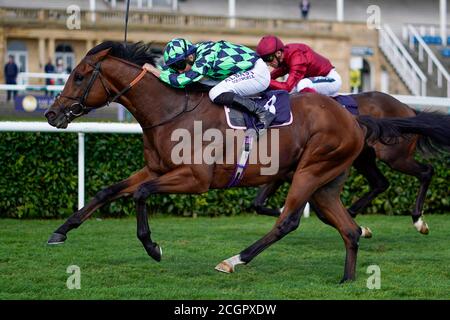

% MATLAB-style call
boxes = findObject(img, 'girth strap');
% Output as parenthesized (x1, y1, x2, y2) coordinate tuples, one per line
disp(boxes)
(226, 130, 256, 188)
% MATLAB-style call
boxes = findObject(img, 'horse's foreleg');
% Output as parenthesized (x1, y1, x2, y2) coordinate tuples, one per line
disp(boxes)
(48, 167, 155, 244)
(348, 147, 389, 217)
(133, 166, 211, 261)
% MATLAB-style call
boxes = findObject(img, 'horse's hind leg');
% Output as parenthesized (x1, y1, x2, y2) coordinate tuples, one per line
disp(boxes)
(47, 167, 156, 244)
(215, 151, 358, 278)
(384, 155, 433, 234)
(310, 173, 363, 283)
(348, 147, 389, 217)
(253, 180, 284, 217)
(255, 148, 388, 220)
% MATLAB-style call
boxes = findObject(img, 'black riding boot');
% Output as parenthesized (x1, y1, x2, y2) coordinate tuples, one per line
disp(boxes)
(213, 92, 276, 131)
(231, 94, 276, 130)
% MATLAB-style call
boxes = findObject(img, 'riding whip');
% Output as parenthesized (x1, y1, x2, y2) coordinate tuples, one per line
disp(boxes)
(124, 0, 131, 47)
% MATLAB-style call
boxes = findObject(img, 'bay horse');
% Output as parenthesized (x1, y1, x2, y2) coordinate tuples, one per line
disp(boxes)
(44, 42, 450, 283)
(253, 92, 438, 234)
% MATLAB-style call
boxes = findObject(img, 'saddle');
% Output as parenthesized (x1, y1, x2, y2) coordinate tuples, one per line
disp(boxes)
(333, 94, 359, 115)
(224, 90, 293, 131)
(223, 91, 358, 131)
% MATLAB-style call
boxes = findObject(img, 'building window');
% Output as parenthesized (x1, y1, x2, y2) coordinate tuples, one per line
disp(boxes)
(7, 40, 28, 73)
(55, 43, 75, 73)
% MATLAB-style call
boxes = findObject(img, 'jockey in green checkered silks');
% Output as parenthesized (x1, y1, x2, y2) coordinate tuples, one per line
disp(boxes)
(143, 38, 275, 131)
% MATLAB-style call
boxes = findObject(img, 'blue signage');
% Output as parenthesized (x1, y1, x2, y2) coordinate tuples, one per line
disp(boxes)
(14, 95, 55, 113)
(351, 46, 374, 56)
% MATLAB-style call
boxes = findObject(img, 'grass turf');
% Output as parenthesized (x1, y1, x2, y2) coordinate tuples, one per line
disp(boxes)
(0, 214, 449, 300)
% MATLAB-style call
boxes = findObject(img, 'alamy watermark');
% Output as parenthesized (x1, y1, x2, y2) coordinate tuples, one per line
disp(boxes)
(66, 265, 81, 289)
(66, 5, 81, 30)
(170, 121, 280, 176)
(366, 5, 381, 30)
(366, 265, 381, 289)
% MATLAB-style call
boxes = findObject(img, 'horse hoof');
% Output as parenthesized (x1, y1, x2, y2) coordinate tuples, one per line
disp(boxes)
(215, 261, 234, 274)
(339, 277, 355, 284)
(147, 244, 162, 262)
(47, 233, 67, 245)
(420, 224, 429, 235)
(361, 226, 372, 239)
(414, 218, 429, 235)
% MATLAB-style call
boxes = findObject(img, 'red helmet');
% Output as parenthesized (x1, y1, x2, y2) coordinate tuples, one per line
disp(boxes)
(256, 35, 285, 57)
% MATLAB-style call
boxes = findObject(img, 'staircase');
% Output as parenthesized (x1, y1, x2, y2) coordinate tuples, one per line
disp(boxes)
(402, 24, 450, 98)
(379, 24, 427, 96)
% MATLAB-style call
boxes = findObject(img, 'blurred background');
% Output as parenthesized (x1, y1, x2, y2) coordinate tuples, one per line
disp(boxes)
(0, 0, 449, 120)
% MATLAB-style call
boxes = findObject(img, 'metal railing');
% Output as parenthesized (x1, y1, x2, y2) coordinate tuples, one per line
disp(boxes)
(0, 73, 68, 92)
(405, 23, 450, 37)
(0, 122, 141, 210)
(405, 24, 450, 98)
(0, 121, 313, 217)
(379, 24, 427, 96)
(402, 23, 450, 46)
(0, 6, 343, 32)
(0, 84, 63, 92)
(17, 72, 69, 85)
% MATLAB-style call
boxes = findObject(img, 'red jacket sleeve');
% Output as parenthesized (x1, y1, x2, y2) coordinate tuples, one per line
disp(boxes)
(269, 52, 307, 92)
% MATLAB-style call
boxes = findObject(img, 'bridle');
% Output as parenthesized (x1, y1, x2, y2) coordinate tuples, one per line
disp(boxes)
(54, 57, 204, 129)
(55, 60, 147, 122)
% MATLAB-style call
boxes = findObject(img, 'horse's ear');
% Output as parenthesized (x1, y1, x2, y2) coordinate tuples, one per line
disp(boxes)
(92, 48, 112, 61)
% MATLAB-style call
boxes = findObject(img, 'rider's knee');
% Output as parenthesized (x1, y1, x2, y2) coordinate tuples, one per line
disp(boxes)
(211, 91, 236, 105)
(296, 78, 313, 93)
(209, 83, 234, 102)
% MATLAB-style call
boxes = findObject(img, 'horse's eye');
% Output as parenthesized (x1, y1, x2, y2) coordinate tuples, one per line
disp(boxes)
(74, 73, 84, 83)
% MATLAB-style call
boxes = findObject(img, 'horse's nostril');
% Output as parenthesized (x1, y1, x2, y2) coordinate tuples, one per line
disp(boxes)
(45, 111, 56, 121)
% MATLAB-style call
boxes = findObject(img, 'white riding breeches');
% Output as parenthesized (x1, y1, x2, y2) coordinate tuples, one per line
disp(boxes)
(295, 68, 342, 97)
(208, 58, 271, 101)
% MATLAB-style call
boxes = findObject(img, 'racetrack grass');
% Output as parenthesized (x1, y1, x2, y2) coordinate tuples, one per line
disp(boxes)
(0, 214, 449, 300)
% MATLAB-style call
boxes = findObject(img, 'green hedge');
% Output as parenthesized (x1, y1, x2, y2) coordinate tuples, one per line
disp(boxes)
(0, 132, 449, 218)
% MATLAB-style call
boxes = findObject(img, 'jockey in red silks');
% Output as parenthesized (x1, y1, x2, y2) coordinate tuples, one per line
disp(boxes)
(256, 35, 342, 96)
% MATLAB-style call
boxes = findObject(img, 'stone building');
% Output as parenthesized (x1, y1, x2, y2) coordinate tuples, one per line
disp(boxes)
(0, 5, 411, 94)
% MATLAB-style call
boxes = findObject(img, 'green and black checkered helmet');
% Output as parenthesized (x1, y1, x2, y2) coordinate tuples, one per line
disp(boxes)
(163, 38, 197, 66)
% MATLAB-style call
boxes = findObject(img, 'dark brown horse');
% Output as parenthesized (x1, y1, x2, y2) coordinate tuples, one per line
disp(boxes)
(253, 92, 437, 234)
(44, 42, 450, 283)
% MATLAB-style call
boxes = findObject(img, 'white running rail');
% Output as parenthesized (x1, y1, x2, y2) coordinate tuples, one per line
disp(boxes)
(0, 93, 448, 217)
(0, 84, 64, 92)
(379, 24, 427, 96)
(0, 122, 312, 217)
(17, 72, 69, 85)
(0, 122, 142, 210)
(405, 24, 450, 98)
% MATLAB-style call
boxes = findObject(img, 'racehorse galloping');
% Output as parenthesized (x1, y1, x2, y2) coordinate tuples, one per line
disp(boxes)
(45, 42, 450, 283)
(253, 92, 439, 234)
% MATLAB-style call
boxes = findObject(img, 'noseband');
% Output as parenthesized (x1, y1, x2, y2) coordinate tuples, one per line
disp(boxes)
(55, 60, 147, 122)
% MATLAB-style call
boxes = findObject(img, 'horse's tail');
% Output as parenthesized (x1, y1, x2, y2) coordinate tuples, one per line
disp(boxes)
(411, 110, 449, 157)
(356, 111, 450, 156)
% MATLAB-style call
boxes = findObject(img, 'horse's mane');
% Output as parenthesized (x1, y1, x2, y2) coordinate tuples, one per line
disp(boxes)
(86, 41, 158, 67)
(86, 41, 212, 93)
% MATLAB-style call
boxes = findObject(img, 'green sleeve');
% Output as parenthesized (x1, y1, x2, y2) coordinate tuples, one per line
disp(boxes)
(159, 67, 204, 88)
